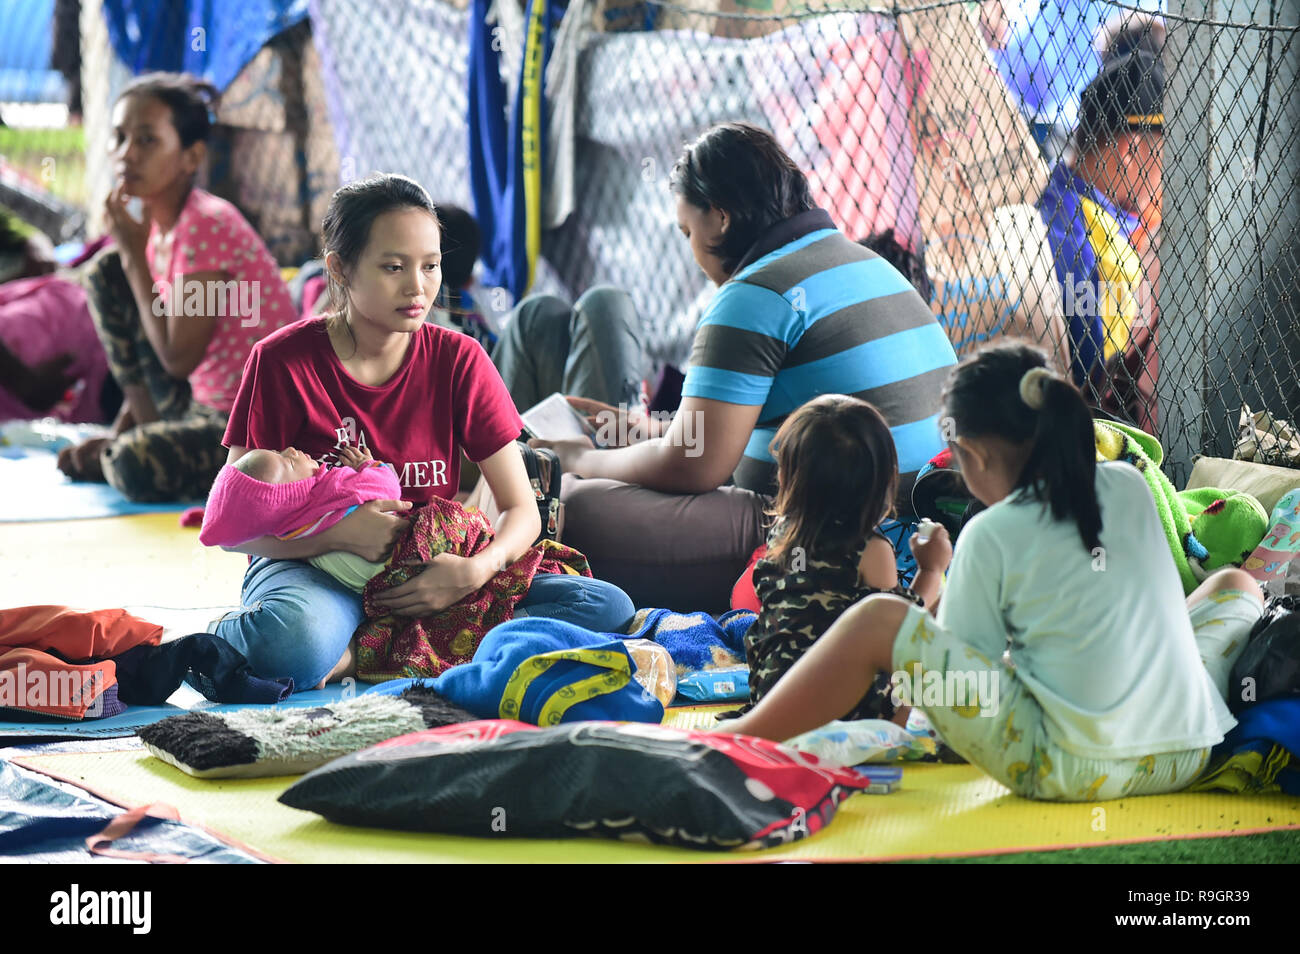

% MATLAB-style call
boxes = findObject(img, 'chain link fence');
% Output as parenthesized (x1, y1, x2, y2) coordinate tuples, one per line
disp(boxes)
(557, 0, 1299, 485)
(2, 0, 1297, 486)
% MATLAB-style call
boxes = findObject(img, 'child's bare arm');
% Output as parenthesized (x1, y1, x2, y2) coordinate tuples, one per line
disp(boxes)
(858, 536, 900, 590)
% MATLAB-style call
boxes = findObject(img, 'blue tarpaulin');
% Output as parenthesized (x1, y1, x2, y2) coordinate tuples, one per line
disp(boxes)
(100, 0, 309, 91)
(0, 0, 64, 103)
(0, 754, 261, 862)
(993, 0, 1165, 130)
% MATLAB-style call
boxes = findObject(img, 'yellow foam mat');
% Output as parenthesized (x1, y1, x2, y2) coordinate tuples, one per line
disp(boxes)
(0, 513, 244, 609)
(16, 733, 1300, 864)
(8, 514, 1300, 861)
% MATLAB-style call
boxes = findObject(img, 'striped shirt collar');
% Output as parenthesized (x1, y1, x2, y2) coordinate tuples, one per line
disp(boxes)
(730, 208, 836, 276)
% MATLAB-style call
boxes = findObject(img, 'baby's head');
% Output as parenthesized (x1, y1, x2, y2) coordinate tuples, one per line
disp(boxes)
(767, 394, 898, 563)
(233, 447, 320, 484)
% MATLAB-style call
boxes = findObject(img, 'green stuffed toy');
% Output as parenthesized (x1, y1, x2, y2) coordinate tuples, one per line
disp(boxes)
(1093, 420, 1268, 594)
(1182, 487, 1269, 578)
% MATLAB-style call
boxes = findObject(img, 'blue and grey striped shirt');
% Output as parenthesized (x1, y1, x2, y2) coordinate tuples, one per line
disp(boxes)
(681, 209, 957, 510)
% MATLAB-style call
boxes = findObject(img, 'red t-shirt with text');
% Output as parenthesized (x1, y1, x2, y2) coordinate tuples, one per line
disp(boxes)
(223, 318, 523, 505)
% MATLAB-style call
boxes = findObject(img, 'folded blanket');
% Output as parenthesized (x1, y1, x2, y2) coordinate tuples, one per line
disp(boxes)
(356, 497, 592, 681)
(777, 719, 939, 766)
(0, 609, 290, 721)
(0, 606, 161, 719)
(624, 608, 754, 676)
(1188, 697, 1300, 795)
(364, 618, 671, 725)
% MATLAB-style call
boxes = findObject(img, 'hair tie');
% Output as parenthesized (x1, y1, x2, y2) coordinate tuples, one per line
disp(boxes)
(1018, 367, 1053, 410)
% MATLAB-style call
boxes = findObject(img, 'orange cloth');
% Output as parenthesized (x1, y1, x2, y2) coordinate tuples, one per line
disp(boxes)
(0, 607, 163, 719)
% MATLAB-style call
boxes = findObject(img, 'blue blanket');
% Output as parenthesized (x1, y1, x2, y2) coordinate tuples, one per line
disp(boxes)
(365, 618, 664, 725)
(1191, 697, 1300, 795)
(624, 608, 754, 674)
(0, 451, 194, 521)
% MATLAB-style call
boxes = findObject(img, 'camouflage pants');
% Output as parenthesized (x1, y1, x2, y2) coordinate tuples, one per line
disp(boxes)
(81, 249, 228, 503)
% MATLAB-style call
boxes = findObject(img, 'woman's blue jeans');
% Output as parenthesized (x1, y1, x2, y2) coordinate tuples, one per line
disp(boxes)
(209, 558, 636, 690)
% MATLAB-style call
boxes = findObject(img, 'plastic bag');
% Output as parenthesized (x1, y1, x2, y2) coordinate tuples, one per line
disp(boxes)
(1229, 595, 1300, 712)
(782, 719, 939, 767)
(623, 638, 677, 708)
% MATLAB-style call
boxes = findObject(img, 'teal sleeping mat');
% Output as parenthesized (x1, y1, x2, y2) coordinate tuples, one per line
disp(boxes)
(0, 451, 198, 522)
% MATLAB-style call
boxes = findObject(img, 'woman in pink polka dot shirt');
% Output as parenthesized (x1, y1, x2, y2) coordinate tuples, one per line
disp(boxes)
(58, 73, 294, 502)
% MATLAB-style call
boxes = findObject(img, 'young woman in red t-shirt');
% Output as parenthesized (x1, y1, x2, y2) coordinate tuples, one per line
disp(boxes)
(210, 174, 633, 690)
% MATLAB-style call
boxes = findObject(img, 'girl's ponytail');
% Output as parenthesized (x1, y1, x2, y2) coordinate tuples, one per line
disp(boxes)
(943, 341, 1103, 554)
(1019, 368, 1103, 552)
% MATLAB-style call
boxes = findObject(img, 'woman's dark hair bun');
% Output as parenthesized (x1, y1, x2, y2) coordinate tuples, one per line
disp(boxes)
(118, 72, 222, 148)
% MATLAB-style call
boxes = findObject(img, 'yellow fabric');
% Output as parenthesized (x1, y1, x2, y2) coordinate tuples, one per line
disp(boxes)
(1079, 196, 1142, 362)
(0, 513, 246, 609)
(498, 647, 633, 726)
(1188, 746, 1292, 795)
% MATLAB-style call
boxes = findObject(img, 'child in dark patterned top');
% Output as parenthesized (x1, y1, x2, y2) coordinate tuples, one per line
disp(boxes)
(736, 395, 951, 726)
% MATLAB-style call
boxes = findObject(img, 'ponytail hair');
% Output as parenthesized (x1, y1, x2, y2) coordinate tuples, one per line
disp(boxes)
(117, 73, 220, 148)
(942, 341, 1102, 552)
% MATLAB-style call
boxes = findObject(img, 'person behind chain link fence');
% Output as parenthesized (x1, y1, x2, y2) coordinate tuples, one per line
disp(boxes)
(518, 121, 957, 612)
(208, 173, 632, 691)
(1037, 16, 1165, 432)
(56, 72, 296, 501)
(724, 341, 1263, 802)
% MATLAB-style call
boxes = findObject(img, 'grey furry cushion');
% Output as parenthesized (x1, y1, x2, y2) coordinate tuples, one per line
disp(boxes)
(138, 687, 476, 778)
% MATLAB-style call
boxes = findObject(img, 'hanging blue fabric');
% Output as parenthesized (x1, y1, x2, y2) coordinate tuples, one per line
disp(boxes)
(467, 0, 512, 296)
(100, 0, 309, 91)
(467, 0, 563, 301)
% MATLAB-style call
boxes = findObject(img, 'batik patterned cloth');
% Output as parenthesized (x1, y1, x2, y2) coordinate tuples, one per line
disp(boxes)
(356, 497, 591, 681)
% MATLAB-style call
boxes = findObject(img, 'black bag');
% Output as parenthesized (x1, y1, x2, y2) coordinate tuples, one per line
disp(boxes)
(516, 441, 563, 543)
(1228, 595, 1300, 713)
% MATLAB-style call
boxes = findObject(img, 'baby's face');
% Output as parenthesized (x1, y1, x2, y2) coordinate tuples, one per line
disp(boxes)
(260, 447, 321, 483)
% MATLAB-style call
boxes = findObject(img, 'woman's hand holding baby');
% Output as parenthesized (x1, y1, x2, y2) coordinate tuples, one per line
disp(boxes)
(373, 553, 492, 616)
(325, 498, 412, 562)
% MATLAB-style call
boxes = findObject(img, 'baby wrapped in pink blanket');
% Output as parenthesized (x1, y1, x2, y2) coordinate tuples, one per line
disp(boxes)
(200, 446, 401, 590)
